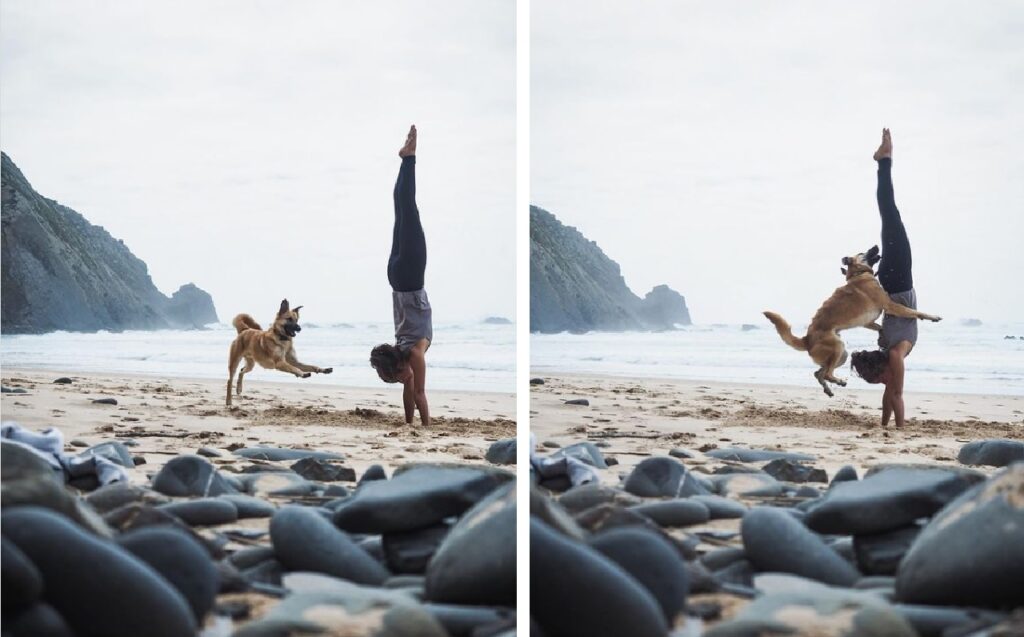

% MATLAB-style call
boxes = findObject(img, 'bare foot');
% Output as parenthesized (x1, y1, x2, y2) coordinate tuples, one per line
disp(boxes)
(873, 127, 892, 161)
(399, 125, 417, 158)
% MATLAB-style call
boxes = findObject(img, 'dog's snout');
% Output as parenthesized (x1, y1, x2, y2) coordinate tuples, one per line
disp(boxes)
(294, 325, 302, 332)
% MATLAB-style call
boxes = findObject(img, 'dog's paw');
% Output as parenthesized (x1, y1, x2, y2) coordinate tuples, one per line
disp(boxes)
(322, 368, 333, 374)
(836, 378, 847, 387)
(301, 372, 311, 378)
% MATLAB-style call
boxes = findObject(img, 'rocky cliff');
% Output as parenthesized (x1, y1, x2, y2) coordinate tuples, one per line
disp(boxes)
(530, 205, 691, 333)
(1, 153, 218, 334)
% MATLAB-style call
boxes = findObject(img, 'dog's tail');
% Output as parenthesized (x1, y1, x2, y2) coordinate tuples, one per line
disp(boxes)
(763, 311, 808, 351)
(232, 313, 262, 333)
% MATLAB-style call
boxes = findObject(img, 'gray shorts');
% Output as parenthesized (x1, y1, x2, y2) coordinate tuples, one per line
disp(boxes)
(879, 288, 918, 350)
(393, 289, 433, 352)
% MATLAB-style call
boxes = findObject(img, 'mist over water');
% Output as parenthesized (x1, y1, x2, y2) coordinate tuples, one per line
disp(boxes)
(532, 321, 1024, 396)
(1, 322, 515, 394)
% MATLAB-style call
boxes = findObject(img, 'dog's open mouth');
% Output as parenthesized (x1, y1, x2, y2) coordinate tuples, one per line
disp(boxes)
(284, 325, 300, 337)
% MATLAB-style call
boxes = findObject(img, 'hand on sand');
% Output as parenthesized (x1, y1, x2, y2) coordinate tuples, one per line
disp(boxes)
(873, 127, 892, 161)
(399, 125, 417, 158)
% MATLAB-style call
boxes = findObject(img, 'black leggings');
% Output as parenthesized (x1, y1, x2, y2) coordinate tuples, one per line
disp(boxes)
(876, 158, 912, 294)
(387, 156, 426, 292)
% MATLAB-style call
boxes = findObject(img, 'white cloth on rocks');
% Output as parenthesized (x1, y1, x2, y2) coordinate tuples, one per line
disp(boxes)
(529, 433, 599, 487)
(1, 422, 128, 486)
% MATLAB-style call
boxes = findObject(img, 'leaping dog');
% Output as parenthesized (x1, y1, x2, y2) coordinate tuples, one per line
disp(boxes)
(763, 246, 941, 396)
(226, 299, 332, 406)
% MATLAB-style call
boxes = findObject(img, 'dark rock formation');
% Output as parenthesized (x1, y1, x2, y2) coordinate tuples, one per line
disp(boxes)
(530, 205, 690, 333)
(1, 153, 217, 333)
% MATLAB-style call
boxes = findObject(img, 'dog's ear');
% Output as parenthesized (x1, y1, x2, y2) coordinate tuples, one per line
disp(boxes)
(841, 256, 850, 266)
(841, 267, 848, 276)
(278, 299, 289, 316)
(293, 305, 304, 314)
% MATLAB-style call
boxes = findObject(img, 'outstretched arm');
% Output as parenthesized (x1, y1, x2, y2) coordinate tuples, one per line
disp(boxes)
(884, 346, 908, 427)
(408, 341, 430, 426)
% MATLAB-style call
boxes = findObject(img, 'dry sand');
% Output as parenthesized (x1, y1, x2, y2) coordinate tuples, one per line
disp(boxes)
(531, 372, 1024, 478)
(1, 368, 516, 480)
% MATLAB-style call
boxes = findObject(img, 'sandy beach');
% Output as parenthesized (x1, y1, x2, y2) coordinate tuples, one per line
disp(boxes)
(531, 372, 1023, 478)
(2, 368, 516, 479)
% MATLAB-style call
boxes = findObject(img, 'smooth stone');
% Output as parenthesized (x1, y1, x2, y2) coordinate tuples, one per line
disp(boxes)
(714, 559, 755, 588)
(1, 441, 111, 537)
(564, 399, 590, 406)
(741, 507, 859, 586)
(424, 482, 515, 605)
(238, 472, 318, 497)
(854, 575, 896, 590)
(794, 485, 822, 498)
(1, 386, 28, 394)
(382, 524, 450, 574)
(421, 603, 516, 637)
(692, 494, 748, 519)
(623, 456, 710, 498)
(384, 574, 425, 590)
(806, 467, 981, 535)
(705, 577, 916, 637)
(2, 536, 43, 607)
(892, 604, 1009, 637)
(705, 447, 815, 463)
(53, 377, 73, 384)
(669, 447, 699, 459)
(151, 455, 237, 497)
(629, 500, 710, 527)
(2, 507, 195, 637)
(103, 504, 196, 537)
(542, 440, 561, 448)
(558, 484, 641, 513)
(334, 466, 507, 534)
(117, 526, 219, 622)
(217, 494, 275, 519)
(233, 446, 344, 462)
(762, 458, 827, 484)
(323, 484, 350, 498)
(91, 398, 117, 405)
(197, 447, 222, 458)
(588, 526, 689, 624)
(529, 378, 545, 385)
(529, 486, 587, 542)
(831, 465, 859, 486)
(358, 464, 387, 486)
(957, 439, 1024, 467)
(241, 559, 284, 586)
(701, 546, 747, 571)
(289, 457, 355, 482)
(157, 499, 238, 526)
(235, 575, 446, 637)
(270, 506, 389, 585)
(5, 603, 74, 637)
(531, 518, 668, 637)
(77, 441, 134, 468)
(485, 438, 517, 465)
(69, 439, 89, 448)
(229, 546, 277, 569)
(708, 472, 783, 497)
(853, 525, 921, 576)
(550, 442, 607, 469)
(895, 463, 1024, 607)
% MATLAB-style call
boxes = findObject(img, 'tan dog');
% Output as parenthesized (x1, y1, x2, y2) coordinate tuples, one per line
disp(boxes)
(226, 299, 332, 406)
(764, 246, 941, 396)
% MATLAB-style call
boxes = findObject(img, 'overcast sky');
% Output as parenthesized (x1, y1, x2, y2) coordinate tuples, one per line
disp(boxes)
(1, 0, 514, 325)
(533, 1, 1023, 325)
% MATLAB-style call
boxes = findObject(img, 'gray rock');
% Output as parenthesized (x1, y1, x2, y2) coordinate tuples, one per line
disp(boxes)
(558, 483, 641, 513)
(270, 506, 389, 585)
(358, 464, 388, 486)
(157, 499, 238, 526)
(853, 525, 921, 576)
(151, 455, 237, 497)
(196, 447, 222, 458)
(383, 524, 450, 575)
(4, 603, 73, 637)
(706, 447, 815, 463)
(691, 494, 748, 519)
(91, 398, 118, 405)
(425, 482, 516, 605)
(629, 499, 710, 527)
(217, 494, 275, 519)
(1, 385, 27, 393)
(84, 482, 169, 514)
(589, 526, 689, 624)
(485, 438, 516, 465)
(806, 467, 981, 535)
(289, 457, 355, 482)
(895, 463, 1024, 607)
(762, 458, 828, 483)
(708, 472, 783, 497)
(741, 507, 860, 586)
(233, 446, 344, 462)
(957, 439, 1024, 467)
(117, 526, 219, 622)
(530, 518, 668, 637)
(564, 398, 590, 406)
(2, 536, 43, 608)
(334, 465, 507, 534)
(623, 456, 710, 498)
(2, 507, 196, 637)
(831, 465, 859, 486)
(53, 377, 73, 384)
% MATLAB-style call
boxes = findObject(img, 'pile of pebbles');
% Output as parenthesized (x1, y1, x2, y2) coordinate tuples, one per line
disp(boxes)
(530, 438, 1024, 636)
(2, 435, 516, 636)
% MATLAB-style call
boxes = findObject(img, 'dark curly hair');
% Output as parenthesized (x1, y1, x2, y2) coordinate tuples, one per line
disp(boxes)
(370, 343, 408, 383)
(851, 349, 888, 384)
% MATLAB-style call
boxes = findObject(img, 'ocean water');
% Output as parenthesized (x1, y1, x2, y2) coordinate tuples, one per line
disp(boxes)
(532, 321, 1024, 396)
(1, 322, 515, 394)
